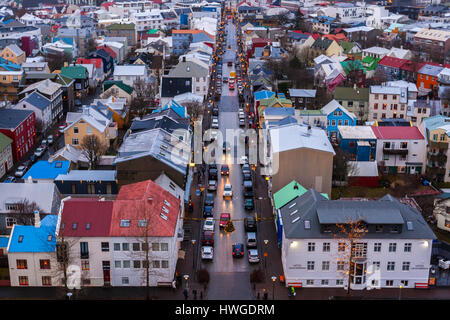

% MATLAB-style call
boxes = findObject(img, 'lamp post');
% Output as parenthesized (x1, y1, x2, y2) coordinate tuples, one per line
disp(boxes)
(184, 275, 190, 290)
(263, 240, 269, 271)
(398, 285, 403, 300)
(271, 276, 277, 300)
(191, 239, 197, 270)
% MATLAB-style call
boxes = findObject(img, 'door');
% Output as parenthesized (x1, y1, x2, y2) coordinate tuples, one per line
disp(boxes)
(102, 261, 110, 285)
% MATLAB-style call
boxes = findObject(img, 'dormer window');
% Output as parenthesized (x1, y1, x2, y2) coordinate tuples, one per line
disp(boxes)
(390, 225, 399, 233)
(72, 223, 78, 230)
(375, 225, 383, 232)
(120, 219, 130, 227)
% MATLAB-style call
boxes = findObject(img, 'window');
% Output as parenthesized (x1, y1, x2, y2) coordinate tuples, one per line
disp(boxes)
(385, 280, 393, 287)
(338, 242, 346, 252)
(153, 260, 161, 268)
(390, 225, 399, 233)
(6, 217, 16, 228)
(323, 243, 330, 252)
(404, 243, 412, 252)
(152, 243, 160, 251)
(161, 260, 169, 268)
(132, 243, 140, 251)
(87, 126, 92, 134)
(373, 113, 377, 119)
(401, 280, 409, 287)
(388, 243, 396, 252)
(120, 219, 130, 227)
(114, 243, 120, 251)
(336, 279, 344, 285)
(387, 261, 395, 271)
(402, 262, 410, 271)
(307, 261, 315, 270)
(115, 261, 121, 268)
(122, 243, 129, 251)
(161, 243, 169, 251)
(101, 242, 109, 252)
(337, 261, 345, 271)
(72, 138, 79, 145)
(322, 261, 330, 271)
(121, 277, 129, 285)
(321, 280, 329, 286)
(80, 242, 89, 259)
(306, 279, 314, 285)
(19, 276, 29, 286)
(81, 260, 90, 270)
(16, 259, 27, 269)
(74, 127, 79, 134)
(373, 243, 381, 252)
(87, 183, 95, 194)
(133, 260, 141, 268)
(138, 220, 147, 227)
(372, 261, 381, 271)
(40, 259, 51, 269)
(375, 225, 383, 232)
(42, 276, 52, 286)
(123, 260, 130, 268)
(307, 242, 315, 252)
(331, 120, 336, 126)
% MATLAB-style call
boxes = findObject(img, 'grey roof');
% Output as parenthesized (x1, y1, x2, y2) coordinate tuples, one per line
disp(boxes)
(0, 109, 33, 129)
(289, 89, 317, 98)
(168, 61, 208, 78)
(55, 170, 116, 181)
(130, 114, 190, 134)
(279, 191, 436, 240)
(22, 91, 51, 111)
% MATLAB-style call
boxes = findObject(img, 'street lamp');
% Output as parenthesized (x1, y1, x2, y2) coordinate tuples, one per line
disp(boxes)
(191, 240, 196, 269)
(271, 276, 277, 300)
(263, 240, 269, 271)
(398, 285, 403, 300)
(184, 275, 190, 290)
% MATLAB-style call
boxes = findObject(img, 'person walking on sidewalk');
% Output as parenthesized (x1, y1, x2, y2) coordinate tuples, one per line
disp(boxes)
(183, 289, 189, 300)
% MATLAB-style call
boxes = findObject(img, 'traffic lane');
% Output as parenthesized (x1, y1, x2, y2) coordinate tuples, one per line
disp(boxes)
(206, 272, 254, 300)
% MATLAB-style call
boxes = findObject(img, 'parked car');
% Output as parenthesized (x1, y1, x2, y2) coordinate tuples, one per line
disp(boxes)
(4, 176, 16, 183)
(244, 217, 257, 232)
(221, 164, 230, 175)
(213, 107, 219, 116)
(58, 122, 68, 133)
(14, 165, 27, 177)
(223, 77, 228, 83)
(201, 231, 215, 246)
(29, 154, 37, 163)
(244, 198, 254, 210)
(244, 190, 254, 199)
(201, 246, 214, 260)
(203, 217, 215, 231)
(223, 184, 233, 198)
(34, 147, 45, 158)
(203, 205, 214, 218)
(219, 213, 231, 228)
(240, 156, 248, 165)
(212, 118, 219, 129)
(243, 180, 253, 192)
(41, 139, 48, 147)
(248, 249, 260, 263)
(228, 61, 232, 67)
(205, 193, 215, 206)
(242, 164, 251, 174)
(232, 243, 244, 258)
(47, 135, 54, 145)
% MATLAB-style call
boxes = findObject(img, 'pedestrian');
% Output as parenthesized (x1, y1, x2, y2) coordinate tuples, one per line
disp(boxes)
(193, 289, 197, 300)
(172, 280, 176, 292)
(263, 289, 268, 300)
(183, 289, 189, 300)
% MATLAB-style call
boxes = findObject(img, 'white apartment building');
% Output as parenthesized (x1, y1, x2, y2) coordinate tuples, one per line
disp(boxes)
(372, 126, 427, 174)
(113, 65, 148, 87)
(279, 190, 436, 290)
(369, 85, 408, 121)
(131, 10, 163, 32)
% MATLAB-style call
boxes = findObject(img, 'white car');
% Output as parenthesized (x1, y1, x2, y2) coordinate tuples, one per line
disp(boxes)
(223, 184, 233, 198)
(34, 147, 45, 157)
(201, 246, 214, 260)
(239, 118, 245, 127)
(239, 112, 245, 119)
(212, 118, 219, 129)
(14, 166, 27, 177)
(47, 135, 54, 145)
(240, 156, 249, 165)
(203, 217, 215, 231)
(248, 249, 260, 263)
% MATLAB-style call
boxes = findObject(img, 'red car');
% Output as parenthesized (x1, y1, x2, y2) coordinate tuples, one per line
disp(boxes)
(229, 83, 235, 90)
(219, 213, 231, 228)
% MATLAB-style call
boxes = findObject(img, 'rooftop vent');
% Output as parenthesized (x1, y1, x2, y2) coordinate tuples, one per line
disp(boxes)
(294, 183, 299, 190)
(304, 220, 311, 229)
(290, 209, 298, 216)
(292, 216, 300, 224)
(160, 212, 168, 221)
(406, 221, 413, 231)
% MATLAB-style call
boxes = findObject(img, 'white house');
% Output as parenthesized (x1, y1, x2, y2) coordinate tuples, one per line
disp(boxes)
(372, 126, 427, 175)
(279, 190, 436, 290)
(369, 85, 408, 121)
(113, 65, 148, 87)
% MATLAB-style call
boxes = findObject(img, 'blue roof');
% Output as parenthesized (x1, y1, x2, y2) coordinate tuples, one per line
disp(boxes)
(23, 161, 70, 180)
(277, 93, 286, 99)
(312, 16, 335, 25)
(23, 91, 51, 111)
(8, 215, 57, 253)
(54, 37, 74, 46)
(0, 57, 21, 71)
(254, 90, 275, 101)
(0, 237, 9, 248)
(154, 99, 189, 119)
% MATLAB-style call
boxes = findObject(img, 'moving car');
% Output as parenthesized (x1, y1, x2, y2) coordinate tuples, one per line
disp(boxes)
(202, 231, 215, 246)
(203, 205, 214, 218)
(208, 180, 217, 191)
(244, 217, 257, 232)
(14, 165, 27, 177)
(205, 193, 215, 206)
(201, 246, 214, 260)
(219, 213, 231, 228)
(223, 184, 233, 198)
(248, 249, 260, 263)
(223, 141, 231, 152)
(221, 164, 230, 175)
(244, 198, 254, 210)
(232, 243, 244, 258)
(246, 232, 257, 248)
(203, 217, 215, 231)
(239, 118, 245, 127)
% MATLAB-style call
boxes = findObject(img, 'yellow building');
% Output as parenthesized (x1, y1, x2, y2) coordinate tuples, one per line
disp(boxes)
(0, 44, 26, 64)
(308, 38, 343, 66)
(0, 70, 23, 102)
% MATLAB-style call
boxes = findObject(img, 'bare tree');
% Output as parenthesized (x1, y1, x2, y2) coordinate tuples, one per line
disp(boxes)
(333, 147, 356, 182)
(87, 38, 97, 54)
(8, 199, 41, 226)
(333, 219, 368, 295)
(80, 135, 107, 170)
(45, 52, 73, 72)
(129, 79, 156, 117)
(184, 102, 204, 123)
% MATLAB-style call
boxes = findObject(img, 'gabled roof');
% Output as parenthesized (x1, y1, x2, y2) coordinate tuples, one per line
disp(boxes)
(55, 170, 116, 182)
(273, 180, 308, 210)
(333, 87, 369, 101)
(0, 109, 33, 129)
(338, 126, 377, 140)
(110, 180, 181, 237)
(311, 37, 334, 51)
(61, 65, 88, 80)
(371, 126, 425, 140)
(3, 44, 24, 57)
(321, 99, 356, 120)
(59, 198, 113, 237)
(254, 90, 275, 101)
(20, 79, 62, 96)
(21, 91, 51, 111)
(377, 56, 410, 69)
(114, 65, 146, 77)
(106, 23, 135, 30)
(8, 215, 57, 253)
(103, 80, 134, 95)
(0, 132, 12, 151)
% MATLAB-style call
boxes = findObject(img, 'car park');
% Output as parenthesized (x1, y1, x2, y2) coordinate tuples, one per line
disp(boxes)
(232, 243, 244, 258)
(203, 205, 214, 218)
(203, 217, 215, 231)
(244, 217, 257, 232)
(221, 164, 230, 175)
(244, 198, 254, 210)
(205, 193, 215, 206)
(14, 165, 27, 177)
(223, 184, 233, 198)
(202, 231, 215, 246)
(248, 249, 260, 263)
(201, 246, 214, 260)
(219, 213, 231, 228)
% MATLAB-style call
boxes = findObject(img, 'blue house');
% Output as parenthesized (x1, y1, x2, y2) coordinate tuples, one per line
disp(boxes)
(54, 170, 118, 195)
(321, 100, 357, 141)
(337, 126, 377, 161)
(23, 160, 70, 183)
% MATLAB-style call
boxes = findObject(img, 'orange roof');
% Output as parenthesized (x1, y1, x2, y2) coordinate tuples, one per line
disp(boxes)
(172, 29, 203, 34)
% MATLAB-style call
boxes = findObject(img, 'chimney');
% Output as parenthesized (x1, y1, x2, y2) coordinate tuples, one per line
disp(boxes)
(294, 183, 299, 190)
(34, 210, 41, 228)
(182, 56, 186, 62)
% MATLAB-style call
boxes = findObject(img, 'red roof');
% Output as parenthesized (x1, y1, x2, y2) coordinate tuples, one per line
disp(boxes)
(76, 58, 103, 69)
(291, 30, 320, 40)
(371, 126, 424, 140)
(97, 45, 117, 58)
(378, 56, 410, 69)
(60, 198, 114, 237)
(110, 180, 181, 237)
(322, 33, 347, 42)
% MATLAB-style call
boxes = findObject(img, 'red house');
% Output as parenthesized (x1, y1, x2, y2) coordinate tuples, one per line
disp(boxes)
(0, 109, 36, 162)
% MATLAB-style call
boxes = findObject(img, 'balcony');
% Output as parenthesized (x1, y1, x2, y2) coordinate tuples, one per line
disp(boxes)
(383, 147, 408, 155)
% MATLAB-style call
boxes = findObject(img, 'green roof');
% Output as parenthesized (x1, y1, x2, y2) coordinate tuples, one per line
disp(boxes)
(340, 60, 366, 75)
(274, 180, 328, 210)
(333, 87, 369, 101)
(147, 29, 159, 34)
(103, 80, 134, 95)
(107, 23, 135, 30)
(0, 132, 12, 151)
(298, 110, 323, 115)
(259, 95, 292, 108)
(61, 66, 88, 80)
(339, 41, 356, 54)
(361, 56, 380, 71)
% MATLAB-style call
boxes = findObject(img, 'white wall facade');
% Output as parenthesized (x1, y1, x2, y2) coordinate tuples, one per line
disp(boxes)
(376, 138, 427, 174)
